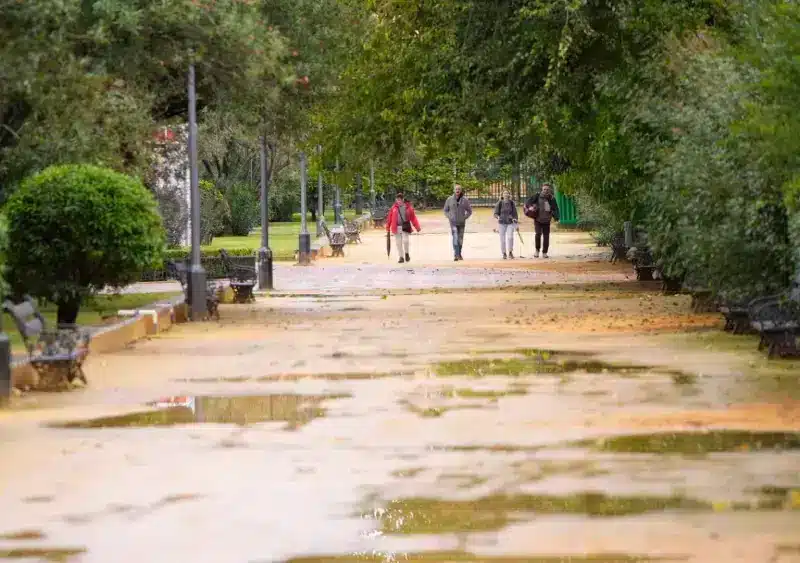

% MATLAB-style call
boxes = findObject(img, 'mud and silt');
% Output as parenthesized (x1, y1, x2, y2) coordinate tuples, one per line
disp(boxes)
(13, 348, 795, 562)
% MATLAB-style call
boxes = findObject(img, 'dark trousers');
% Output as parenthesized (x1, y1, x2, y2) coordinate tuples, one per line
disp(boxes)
(534, 221, 551, 253)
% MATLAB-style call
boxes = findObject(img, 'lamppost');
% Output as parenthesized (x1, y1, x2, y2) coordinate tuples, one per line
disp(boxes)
(258, 135, 273, 290)
(187, 62, 207, 321)
(316, 144, 324, 237)
(334, 157, 343, 226)
(370, 159, 376, 210)
(0, 300, 11, 404)
(298, 151, 311, 265)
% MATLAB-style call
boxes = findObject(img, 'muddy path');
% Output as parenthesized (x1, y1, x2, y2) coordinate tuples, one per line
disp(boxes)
(0, 216, 798, 563)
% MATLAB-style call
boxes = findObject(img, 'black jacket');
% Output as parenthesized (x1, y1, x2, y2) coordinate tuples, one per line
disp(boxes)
(524, 192, 560, 223)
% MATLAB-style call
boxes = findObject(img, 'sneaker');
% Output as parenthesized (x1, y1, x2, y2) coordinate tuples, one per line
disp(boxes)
(405, 253, 410, 262)
(508, 251, 515, 259)
(454, 256, 459, 261)
(534, 251, 540, 258)
(398, 257, 405, 264)
(502, 253, 507, 260)
(543, 253, 549, 258)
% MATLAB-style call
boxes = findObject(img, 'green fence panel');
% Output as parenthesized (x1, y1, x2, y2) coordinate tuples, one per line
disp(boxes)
(554, 189, 578, 226)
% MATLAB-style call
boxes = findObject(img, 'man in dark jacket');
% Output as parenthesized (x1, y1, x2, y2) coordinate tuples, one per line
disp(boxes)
(523, 183, 560, 258)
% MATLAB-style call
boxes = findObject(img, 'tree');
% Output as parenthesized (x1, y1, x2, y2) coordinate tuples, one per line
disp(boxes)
(5, 165, 165, 324)
(1, 0, 288, 193)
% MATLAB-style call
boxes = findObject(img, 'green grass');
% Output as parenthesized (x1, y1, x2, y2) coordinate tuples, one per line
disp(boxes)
(6, 292, 180, 353)
(205, 211, 360, 260)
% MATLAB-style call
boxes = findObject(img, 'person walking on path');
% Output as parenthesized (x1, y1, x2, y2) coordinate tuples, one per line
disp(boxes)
(494, 190, 519, 259)
(386, 192, 421, 263)
(443, 184, 472, 261)
(523, 183, 560, 258)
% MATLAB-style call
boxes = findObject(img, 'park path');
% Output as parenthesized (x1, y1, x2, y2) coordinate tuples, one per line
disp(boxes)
(0, 210, 798, 563)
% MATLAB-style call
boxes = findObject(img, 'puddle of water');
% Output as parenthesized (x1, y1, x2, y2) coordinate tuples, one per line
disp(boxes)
(174, 371, 415, 383)
(50, 393, 349, 430)
(433, 350, 654, 378)
(285, 553, 687, 562)
(366, 493, 712, 535)
(0, 547, 86, 561)
(583, 431, 800, 455)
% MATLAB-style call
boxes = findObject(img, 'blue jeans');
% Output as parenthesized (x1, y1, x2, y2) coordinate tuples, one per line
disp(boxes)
(450, 223, 465, 256)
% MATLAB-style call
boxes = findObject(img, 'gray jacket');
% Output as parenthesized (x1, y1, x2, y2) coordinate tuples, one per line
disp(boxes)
(443, 194, 473, 226)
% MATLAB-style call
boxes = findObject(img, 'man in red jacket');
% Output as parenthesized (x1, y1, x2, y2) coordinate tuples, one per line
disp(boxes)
(386, 192, 421, 263)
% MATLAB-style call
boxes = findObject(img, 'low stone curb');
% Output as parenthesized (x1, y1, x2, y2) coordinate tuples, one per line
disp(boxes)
(11, 294, 187, 390)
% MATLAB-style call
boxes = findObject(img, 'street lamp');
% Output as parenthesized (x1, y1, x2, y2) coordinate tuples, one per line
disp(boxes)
(0, 297, 11, 404)
(298, 151, 311, 265)
(316, 144, 323, 237)
(258, 136, 274, 290)
(334, 157, 343, 226)
(187, 62, 207, 321)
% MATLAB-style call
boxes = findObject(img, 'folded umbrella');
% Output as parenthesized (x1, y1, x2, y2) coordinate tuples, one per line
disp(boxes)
(386, 231, 391, 258)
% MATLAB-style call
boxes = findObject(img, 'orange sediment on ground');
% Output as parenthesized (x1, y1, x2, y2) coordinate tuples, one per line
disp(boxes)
(593, 402, 800, 432)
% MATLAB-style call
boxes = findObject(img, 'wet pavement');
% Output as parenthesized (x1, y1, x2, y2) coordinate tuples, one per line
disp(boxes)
(1, 211, 799, 563)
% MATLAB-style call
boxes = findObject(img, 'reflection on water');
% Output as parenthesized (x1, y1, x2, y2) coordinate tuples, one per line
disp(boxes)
(50, 393, 350, 430)
(433, 350, 662, 378)
(365, 493, 711, 535)
(583, 431, 800, 454)
(0, 547, 87, 561)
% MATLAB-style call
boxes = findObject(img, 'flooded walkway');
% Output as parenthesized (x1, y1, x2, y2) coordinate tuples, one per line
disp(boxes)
(0, 212, 798, 563)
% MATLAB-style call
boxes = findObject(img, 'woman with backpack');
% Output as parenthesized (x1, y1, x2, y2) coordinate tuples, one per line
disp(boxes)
(493, 190, 519, 259)
(386, 192, 421, 263)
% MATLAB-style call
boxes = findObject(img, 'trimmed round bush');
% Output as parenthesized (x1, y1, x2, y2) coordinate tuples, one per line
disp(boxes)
(5, 164, 165, 324)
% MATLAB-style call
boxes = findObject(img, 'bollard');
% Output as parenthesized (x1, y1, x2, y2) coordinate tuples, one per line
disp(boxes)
(258, 247, 274, 290)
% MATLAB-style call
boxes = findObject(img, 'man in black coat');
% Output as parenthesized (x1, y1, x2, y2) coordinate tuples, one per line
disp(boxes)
(523, 183, 560, 258)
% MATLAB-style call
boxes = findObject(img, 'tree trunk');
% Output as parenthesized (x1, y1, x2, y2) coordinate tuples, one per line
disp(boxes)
(355, 173, 363, 215)
(56, 297, 81, 326)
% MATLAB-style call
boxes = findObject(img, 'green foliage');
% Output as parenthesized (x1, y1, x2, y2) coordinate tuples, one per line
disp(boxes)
(162, 247, 253, 262)
(200, 180, 228, 245)
(4, 165, 165, 310)
(0, 215, 7, 297)
(226, 183, 259, 236)
(270, 168, 300, 222)
(0, 0, 291, 193)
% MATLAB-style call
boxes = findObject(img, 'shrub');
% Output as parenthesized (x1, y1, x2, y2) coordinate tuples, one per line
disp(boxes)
(5, 165, 165, 324)
(226, 183, 259, 236)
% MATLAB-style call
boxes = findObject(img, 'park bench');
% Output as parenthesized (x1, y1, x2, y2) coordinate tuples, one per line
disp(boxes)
(371, 205, 390, 229)
(344, 219, 362, 244)
(219, 249, 257, 303)
(626, 246, 656, 281)
(166, 261, 221, 320)
(3, 296, 91, 387)
(717, 295, 763, 334)
(321, 222, 346, 257)
(609, 232, 628, 264)
(749, 286, 800, 358)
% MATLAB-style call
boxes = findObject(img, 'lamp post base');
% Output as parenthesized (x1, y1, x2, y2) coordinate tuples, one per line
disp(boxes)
(187, 263, 207, 321)
(334, 203, 343, 226)
(0, 333, 11, 406)
(258, 247, 274, 290)
(298, 233, 312, 265)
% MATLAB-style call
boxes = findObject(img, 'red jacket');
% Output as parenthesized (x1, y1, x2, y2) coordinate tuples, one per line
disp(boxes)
(386, 201, 421, 234)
